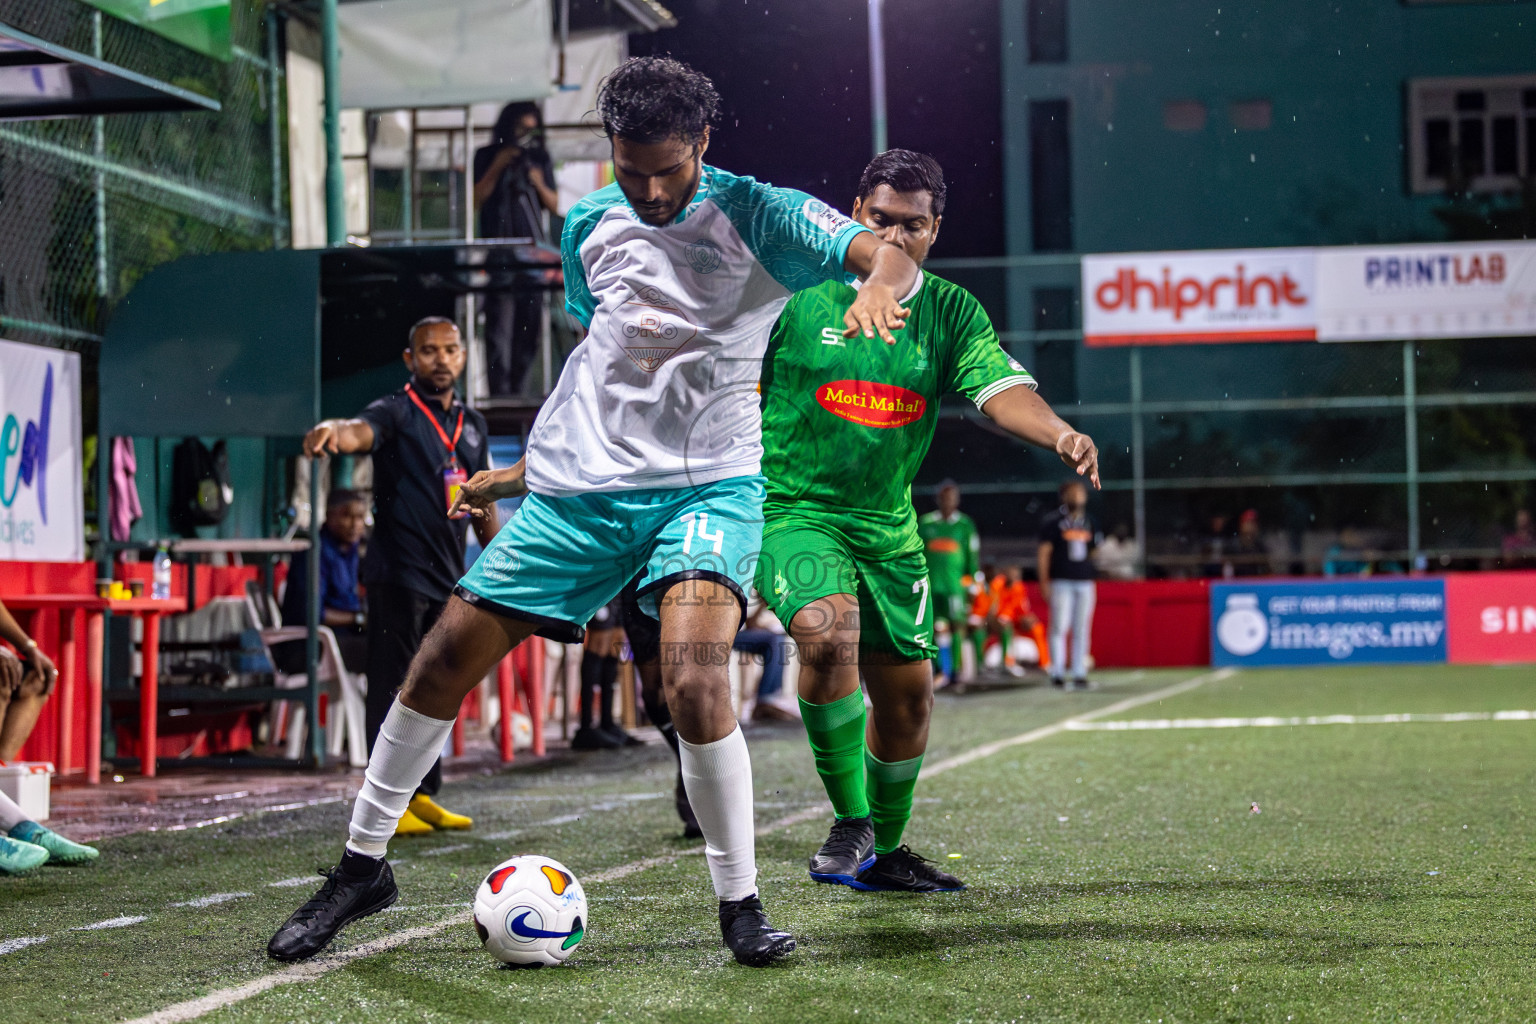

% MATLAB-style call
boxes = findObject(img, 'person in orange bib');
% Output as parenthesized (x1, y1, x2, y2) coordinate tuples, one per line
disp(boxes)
(993, 565, 1049, 676)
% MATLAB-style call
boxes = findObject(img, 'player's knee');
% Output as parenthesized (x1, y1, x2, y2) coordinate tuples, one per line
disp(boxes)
(661, 651, 730, 706)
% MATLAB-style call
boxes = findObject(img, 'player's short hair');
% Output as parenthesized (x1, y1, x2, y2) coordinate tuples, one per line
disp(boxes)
(856, 149, 947, 218)
(327, 488, 364, 510)
(596, 56, 721, 146)
(1060, 479, 1087, 497)
(935, 478, 959, 495)
(408, 316, 459, 348)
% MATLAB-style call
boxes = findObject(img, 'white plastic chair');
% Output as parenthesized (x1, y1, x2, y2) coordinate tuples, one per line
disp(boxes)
(240, 592, 368, 768)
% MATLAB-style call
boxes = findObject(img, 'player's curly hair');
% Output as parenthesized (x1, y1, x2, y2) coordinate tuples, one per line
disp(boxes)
(856, 149, 947, 217)
(596, 55, 721, 145)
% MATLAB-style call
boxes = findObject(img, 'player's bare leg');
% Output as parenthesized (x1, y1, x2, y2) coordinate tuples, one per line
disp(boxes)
(267, 598, 536, 961)
(658, 578, 794, 967)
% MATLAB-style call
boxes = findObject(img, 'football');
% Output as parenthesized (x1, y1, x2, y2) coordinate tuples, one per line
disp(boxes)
(472, 854, 588, 967)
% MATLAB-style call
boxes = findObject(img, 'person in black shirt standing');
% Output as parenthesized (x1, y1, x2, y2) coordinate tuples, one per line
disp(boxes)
(473, 102, 559, 397)
(301, 317, 496, 835)
(1037, 479, 1101, 690)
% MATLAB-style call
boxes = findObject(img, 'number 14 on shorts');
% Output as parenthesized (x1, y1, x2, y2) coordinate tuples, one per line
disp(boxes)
(679, 511, 725, 555)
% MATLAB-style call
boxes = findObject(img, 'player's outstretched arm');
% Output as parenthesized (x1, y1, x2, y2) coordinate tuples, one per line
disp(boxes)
(981, 386, 1101, 490)
(840, 232, 917, 344)
(451, 458, 528, 522)
(303, 418, 375, 458)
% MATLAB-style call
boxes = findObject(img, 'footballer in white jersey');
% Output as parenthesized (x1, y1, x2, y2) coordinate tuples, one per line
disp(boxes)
(267, 55, 919, 970)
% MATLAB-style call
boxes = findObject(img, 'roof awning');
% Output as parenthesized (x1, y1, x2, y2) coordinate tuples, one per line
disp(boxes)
(0, 20, 219, 120)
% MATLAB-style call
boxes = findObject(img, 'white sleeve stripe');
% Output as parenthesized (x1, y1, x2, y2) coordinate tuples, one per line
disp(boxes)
(972, 375, 1038, 409)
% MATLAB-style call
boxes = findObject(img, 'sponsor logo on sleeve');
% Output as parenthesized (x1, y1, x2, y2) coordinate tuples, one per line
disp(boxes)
(802, 199, 854, 236)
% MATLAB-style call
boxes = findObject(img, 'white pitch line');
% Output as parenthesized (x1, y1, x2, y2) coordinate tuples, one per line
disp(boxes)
(266, 876, 318, 889)
(124, 669, 1224, 1024)
(417, 843, 473, 857)
(920, 668, 1234, 779)
(0, 936, 47, 955)
(1068, 709, 1536, 732)
(170, 893, 253, 909)
(72, 915, 149, 931)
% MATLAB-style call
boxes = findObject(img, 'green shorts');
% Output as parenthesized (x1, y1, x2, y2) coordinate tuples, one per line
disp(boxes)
(756, 518, 935, 661)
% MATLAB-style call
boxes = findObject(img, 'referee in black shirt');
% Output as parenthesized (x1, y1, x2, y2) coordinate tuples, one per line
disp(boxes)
(302, 317, 497, 835)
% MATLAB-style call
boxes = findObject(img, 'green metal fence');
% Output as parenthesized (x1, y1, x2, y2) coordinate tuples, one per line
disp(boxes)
(0, 0, 287, 353)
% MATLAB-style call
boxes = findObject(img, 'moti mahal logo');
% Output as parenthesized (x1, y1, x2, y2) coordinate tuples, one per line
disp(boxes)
(816, 379, 926, 429)
(617, 286, 698, 372)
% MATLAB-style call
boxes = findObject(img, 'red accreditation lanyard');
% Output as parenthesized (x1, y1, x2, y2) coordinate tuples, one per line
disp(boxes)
(405, 383, 468, 517)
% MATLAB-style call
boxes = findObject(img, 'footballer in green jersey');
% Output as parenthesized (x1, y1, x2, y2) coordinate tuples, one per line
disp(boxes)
(917, 483, 981, 685)
(755, 150, 1101, 893)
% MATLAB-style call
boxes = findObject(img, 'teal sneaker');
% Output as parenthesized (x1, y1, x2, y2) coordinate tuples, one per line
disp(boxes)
(9, 822, 99, 865)
(0, 835, 50, 874)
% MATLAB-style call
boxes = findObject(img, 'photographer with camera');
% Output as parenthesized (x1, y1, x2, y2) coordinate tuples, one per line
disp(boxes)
(473, 102, 560, 398)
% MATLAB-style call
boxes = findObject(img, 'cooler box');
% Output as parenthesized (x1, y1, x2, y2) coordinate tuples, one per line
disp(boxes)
(0, 762, 54, 822)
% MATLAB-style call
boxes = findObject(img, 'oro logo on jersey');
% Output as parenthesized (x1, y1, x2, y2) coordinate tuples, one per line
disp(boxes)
(816, 380, 927, 428)
(617, 286, 699, 372)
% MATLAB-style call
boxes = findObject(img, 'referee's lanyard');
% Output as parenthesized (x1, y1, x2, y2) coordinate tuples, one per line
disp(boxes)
(405, 383, 468, 518)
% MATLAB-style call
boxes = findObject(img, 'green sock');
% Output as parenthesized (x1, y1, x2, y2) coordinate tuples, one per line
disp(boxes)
(799, 690, 870, 820)
(999, 623, 1015, 660)
(969, 629, 987, 669)
(866, 751, 924, 854)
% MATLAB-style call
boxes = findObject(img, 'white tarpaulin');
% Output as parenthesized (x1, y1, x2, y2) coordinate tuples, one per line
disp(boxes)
(0, 340, 83, 563)
(1316, 240, 1536, 342)
(338, 0, 552, 110)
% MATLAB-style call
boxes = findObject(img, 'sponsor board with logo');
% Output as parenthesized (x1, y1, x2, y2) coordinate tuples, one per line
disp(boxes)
(1082, 248, 1318, 347)
(1081, 240, 1536, 347)
(1444, 572, 1536, 665)
(0, 339, 84, 562)
(1211, 579, 1447, 667)
(1316, 241, 1536, 342)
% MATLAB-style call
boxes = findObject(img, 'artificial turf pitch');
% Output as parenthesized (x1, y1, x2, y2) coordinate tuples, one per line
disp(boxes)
(3, 664, 1533, 1023)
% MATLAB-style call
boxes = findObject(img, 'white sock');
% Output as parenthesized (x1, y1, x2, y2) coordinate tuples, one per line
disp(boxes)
(678, 725, 758, 902)
(0, 789, 27, 831)
(345, 701, 454, 858)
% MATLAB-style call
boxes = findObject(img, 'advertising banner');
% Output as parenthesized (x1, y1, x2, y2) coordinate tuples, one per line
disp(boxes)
(1211, 579, 1447, 667)
(1445, 572, 1536, 665)
(1316, 240, 1536, 342)
(1082, 248, 1318, 347)
(0, 340, 84, 563)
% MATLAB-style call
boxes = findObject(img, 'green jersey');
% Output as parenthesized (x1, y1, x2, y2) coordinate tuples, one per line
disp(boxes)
(760, 272, 1035, 555)
(917, 510, 979, 594)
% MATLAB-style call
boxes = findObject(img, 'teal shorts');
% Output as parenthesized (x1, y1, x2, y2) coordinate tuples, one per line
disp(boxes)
(455, 475, 765, 641)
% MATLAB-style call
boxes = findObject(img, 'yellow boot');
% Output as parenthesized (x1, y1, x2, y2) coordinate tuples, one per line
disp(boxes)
(394, 808, 435, 837)
(408, 794, 473, 830)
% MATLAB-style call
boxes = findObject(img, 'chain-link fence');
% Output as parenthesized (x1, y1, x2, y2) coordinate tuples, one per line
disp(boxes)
(0, 0, 286, 356)
(925, 257, 1536, 576)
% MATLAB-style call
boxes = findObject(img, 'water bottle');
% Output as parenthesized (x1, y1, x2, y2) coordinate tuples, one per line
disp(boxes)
(152, 546, 172, 601)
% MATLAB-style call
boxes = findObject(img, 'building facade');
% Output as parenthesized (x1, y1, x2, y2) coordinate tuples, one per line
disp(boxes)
(957, 0, 1536, 571)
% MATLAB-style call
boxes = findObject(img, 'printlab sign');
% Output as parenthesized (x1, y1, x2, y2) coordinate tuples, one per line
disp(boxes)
(0, 339, 84, 562)
(1212, 579, 1448, 667)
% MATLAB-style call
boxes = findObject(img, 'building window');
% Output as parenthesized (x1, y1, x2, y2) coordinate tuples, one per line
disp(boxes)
(1163, 100, 1207, 133)
(1408, 75, 1536, 194)
(1230, 99, 1272, 131)
(1027, 0, 1068, 64)
(1030, 99, 1073, 252)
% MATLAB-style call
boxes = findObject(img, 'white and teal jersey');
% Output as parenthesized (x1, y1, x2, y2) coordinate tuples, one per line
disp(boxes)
(524, 165, 871, 497)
